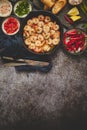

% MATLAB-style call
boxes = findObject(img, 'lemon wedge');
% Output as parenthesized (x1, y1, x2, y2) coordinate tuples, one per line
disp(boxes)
(70, 15, 81, 21)
(67, 7, 80, 16)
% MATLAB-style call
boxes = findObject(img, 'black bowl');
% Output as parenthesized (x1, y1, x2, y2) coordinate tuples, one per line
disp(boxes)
(63, 28, 87, 56)
(21, 10, 63, 55)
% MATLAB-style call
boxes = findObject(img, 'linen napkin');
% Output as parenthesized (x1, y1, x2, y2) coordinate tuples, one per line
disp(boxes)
(0, 29, 52, 72)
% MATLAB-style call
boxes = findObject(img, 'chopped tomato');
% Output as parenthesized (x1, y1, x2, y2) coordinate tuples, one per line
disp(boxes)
(3, 17, 20, 35)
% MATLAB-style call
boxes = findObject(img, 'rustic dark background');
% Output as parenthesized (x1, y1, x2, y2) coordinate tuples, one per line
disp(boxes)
(0, 0, 87, 130)
(0, 50, 87, 130)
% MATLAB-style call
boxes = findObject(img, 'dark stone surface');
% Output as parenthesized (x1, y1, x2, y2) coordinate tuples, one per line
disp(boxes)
(0, 50, 87, 130)
(0, 0, 87, 130)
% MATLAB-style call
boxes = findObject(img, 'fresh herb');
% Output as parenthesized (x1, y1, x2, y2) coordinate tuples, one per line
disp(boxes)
(81, 0, 87, 17)
(83, 23, 87, 34)
(82, 23, 87, 51)
(15, 0, 31, 16)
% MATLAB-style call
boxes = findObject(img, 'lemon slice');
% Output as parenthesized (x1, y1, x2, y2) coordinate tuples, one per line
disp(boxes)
(70, 15, 81, 21)
(67, 7, 80, 16)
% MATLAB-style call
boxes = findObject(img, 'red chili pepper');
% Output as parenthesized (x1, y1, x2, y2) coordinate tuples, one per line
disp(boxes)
(64, 29, 86, 53)
(66, 30, 77, 35)
(80, 46, 85, 51)
(64, 15, 73, 24)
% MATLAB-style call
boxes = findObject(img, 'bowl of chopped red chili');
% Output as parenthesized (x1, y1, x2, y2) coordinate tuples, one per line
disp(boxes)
(63, 28, 87, 55)
(2, 16, 20, 36)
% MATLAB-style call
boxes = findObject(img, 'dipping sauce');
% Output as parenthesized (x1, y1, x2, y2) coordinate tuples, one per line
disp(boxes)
(2, 17, 20, 35)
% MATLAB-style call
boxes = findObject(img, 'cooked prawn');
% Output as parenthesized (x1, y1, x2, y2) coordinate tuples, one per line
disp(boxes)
(52, 38, 60, 45)
(43, 25, 50, 33)
(38, 34, 44, 41)
(44, 16, 51, 23)
(29, 28, 35, 35)
(34, 47, 42, 53)
(48, 39, 53, 45)
(35, 40, 44, 47)
(51, 24, 60, 30)
(24, 25, 31, 31)
(43, 44, 51, 52)
(52, 31, 60, 39)
(32, 18, 39, 24)
(38, 21, 44, 27)
(50, 30, 55, 35)
(23, 31, 30, 38)
(38, 15, 44, 21)
(23, 14, 61, 53)
(43, 32, 50, 39)
(36, 27, 43, 33)
(25, 38, 31, 46)
(27, 19, 33, 26)
(48, 22, 54, 28)
(30, 35, 37, 42)
(28, 43, 35, 50)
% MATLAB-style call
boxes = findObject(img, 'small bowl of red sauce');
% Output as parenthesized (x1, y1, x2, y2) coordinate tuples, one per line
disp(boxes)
(63, 28, 87, 55)
(2, 16, 20, 35)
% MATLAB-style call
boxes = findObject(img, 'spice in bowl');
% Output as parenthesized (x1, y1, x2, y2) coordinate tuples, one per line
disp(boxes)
(63, 28, 86, 55)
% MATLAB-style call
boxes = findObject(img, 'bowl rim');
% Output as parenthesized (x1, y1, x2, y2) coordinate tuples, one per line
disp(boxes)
(14, 0, 32, 18)
(20, 10, 63, 55)
(1, 15, 20, 36)
(62, 28, 87, 56)
(0, 0, 12, 17)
